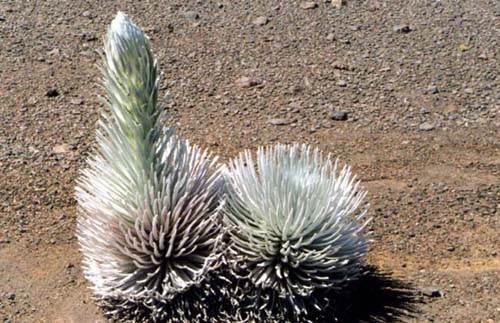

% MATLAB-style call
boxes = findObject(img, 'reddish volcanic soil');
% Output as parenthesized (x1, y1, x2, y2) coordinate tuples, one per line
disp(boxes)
(0, 1, 498, 322)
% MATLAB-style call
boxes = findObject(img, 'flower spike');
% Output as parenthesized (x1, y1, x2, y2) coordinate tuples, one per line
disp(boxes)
(76, 12, 225, 321)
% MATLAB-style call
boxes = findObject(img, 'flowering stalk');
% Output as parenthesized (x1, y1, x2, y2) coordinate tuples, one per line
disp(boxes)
(223, 144, 370, 320)
(75, 12, 224, 319)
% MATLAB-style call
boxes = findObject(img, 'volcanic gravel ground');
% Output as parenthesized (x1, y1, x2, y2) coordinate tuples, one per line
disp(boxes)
(0, 0, 499, 322)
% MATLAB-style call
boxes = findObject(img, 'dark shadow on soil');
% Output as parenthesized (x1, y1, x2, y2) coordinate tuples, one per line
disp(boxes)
(102, 266, 421, 323)
(331, 266, 421, 323)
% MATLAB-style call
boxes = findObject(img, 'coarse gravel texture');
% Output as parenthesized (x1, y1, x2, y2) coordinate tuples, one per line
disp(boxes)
(0, 0, 499, 322)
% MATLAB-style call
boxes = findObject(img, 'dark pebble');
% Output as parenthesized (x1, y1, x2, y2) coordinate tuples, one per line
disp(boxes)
(46, 89, 59, 97)
(182, 11, 200, 20)
(80, 32, 97, 41)
(330, 111, 348, 121)
(422, 287, 443, 298)
(393, 25, 413, 33)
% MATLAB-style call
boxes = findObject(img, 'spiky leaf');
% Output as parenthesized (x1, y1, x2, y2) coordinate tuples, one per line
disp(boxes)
(75, 13, 224, 317)
(224, 144, 369, 319)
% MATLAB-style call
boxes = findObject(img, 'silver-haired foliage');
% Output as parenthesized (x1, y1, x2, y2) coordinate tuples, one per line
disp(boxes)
(75, 12, 224, 320)
(223, 144, 370, 321)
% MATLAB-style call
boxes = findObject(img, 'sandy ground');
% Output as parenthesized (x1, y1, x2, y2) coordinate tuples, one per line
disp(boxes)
(0, 1, 499, 322)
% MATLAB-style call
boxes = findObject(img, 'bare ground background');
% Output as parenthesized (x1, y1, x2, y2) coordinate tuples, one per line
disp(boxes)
(0, 0, 499, 322)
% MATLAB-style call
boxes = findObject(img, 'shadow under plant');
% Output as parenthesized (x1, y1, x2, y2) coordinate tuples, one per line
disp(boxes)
(104, 266, 420, 323)
(332, 266, 420, 323)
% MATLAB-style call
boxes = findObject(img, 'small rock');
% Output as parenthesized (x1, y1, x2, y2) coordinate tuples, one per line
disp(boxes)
(289, 85, 303, 94)
(268, 118, 293, 126)
(419, 122, 435, 131)
(182, 11, 200, 20)
(47, 48, 60, 56)
(80, 50, 96, 58)
(300, 1, 318, 10)
(326, 33, 336, 41)
(420, 107, 430, 114)
(393, 25, 413, 33)
(321, 121, 334, 128)
(337, 80, 347, 87)
(426, 85, 439, 94)
(46, 89, 59, 97)
(331, 0, 345, 9)
(458, 44, 468, 52)
(330, 111, 348, 121)
(7, 293, 16, 301)
(447, 246, 455, 252)
(235, 76, 260, 88)
(82, 10, 95, 18)
(252, 16, 268, 26)
(53, 144, 71, 155)
(70, 98, 84, 105)
(80, 32, 97, 41)
(422, 287, 443, 298)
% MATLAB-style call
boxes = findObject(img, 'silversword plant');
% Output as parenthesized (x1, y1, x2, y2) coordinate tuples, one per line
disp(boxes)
(223, 144, 370, 321)
(75, 12, 224, 321)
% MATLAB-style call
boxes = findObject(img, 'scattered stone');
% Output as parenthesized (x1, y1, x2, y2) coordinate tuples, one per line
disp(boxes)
(80, 32, 97, 41)
(321, 121, 334, 128)
(268, 118, 293, 126)
(182, 11, 200, 20)
(458, 43, 468, 52)
(326, 33, 336, 41)
(53, 144, 71, 155)
(420, 107, 430, 114)
(426, 85, 439, 94)
(7, 293, 16, 301)
(82, 10, 95, 18)
(235, 76, 260, 88)
(166, 23, 174, 33)
(330, 111, 348, 121)
(337, 80, 347, 87)
(80, 50, 96, 58)
(332, 62, 353, 71)
(393, 25, 413, 33)
(70, 98, 84, 105)
(447, 246, 455, 252)
(289, 102, 302, 112)
(46, 89, 59, 97)
(422, 287, 443, 298)
(331, 0, 345, 9)
(252, 16, 268, 26)
(289, 85, 303, 94)
(300, 2, 318, 10)
(419, 122, 435, 131)
(47, 48, 60, 56)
